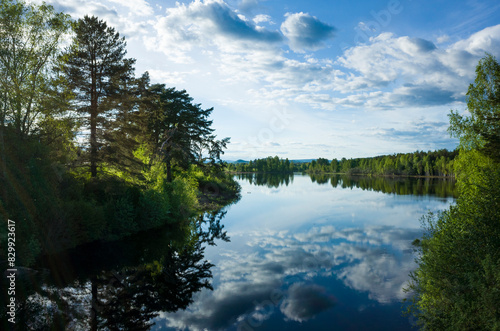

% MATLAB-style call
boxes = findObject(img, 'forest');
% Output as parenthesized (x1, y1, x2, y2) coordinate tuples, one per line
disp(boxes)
(0, 1, 240, 266)
(226, 149, 458, 177)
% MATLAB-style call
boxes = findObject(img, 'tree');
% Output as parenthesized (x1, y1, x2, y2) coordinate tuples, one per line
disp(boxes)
(449, 53, 500, 161)
(142, 80, 224, 182)
(406, 55, 500, 330)
(0, 0, 71, 136)
(0, 0, 73, 252)
(94, 240, 214, 330)
(63, 15, 136, 177)
(0, 0, 72, 194)
(99, 64, 146, 179)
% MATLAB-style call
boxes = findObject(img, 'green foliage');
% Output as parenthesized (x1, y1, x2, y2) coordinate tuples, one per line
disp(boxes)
(228, 150, 458, 177)
(226, 156, 293, 173)
(62, 15, 139, 178)
(449, 54, 500, 160)
(106, 196, 138, 240)
(0, 0, 72, 136)
(164, 176, 199, 221)
(194, 166, 241, 208)
(406, 54, 500, 330)
(0, 4, 240, 268)
(235, 172, 294, 188)
(138, 189, 170, 230)
(406, 166, 500, 330)
(63, 198, 106, 244)
(139, 77, 230, 182)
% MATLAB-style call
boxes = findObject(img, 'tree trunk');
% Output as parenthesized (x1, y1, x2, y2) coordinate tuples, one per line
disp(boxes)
(90, 55, 98, 178)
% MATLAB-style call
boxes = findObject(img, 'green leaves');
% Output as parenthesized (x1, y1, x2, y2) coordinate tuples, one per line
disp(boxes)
(0, 0, 71, 136)
(407, 54, 500, 330)
(449, 54, 500, 160)
(63, 15, 138, 178)
(140, 82, 229, 181)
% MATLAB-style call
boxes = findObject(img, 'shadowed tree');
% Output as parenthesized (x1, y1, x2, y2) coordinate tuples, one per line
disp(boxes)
(0, 0, 71, 198)
(95, 240, 214, 330)
(7, 209, 231, 330)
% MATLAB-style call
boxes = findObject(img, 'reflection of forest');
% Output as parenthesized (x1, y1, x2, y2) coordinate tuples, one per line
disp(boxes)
(330, 175, 457, 198)
(238, 173, 457, 198)
(2, 211, 228, 330)
(236, 173, 294, 188)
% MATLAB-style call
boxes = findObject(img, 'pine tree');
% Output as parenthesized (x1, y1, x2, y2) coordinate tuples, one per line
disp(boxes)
(141, 80, 223, 182)
(63, 15, 136, 177)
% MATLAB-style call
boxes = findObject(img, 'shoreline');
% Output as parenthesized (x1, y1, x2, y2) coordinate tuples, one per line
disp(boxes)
(227, 171, 456, 180)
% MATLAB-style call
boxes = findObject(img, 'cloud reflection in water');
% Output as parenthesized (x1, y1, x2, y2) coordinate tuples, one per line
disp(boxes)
(157, 223, 421, 330)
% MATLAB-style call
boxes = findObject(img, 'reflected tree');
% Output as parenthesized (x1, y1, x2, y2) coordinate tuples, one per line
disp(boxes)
(237, 173, 294, 188)
(329, 175, 457, 198)
(309, 173, 329, 184)
(93, 239, 214, 330)
(6, 209, 230, 330)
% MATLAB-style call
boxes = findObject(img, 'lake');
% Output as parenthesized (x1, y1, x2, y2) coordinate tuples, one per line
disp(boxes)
(6, 174, 456, 330)
(151, 174, 456, 330)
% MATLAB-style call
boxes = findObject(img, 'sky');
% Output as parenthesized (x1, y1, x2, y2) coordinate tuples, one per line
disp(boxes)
(29, 0, 500, 160)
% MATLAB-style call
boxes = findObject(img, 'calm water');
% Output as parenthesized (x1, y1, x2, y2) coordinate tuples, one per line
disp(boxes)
(153, 174, 456, 331)
(4, 174, 456, 330)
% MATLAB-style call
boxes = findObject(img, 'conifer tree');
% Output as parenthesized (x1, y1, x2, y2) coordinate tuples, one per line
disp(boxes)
(141, 79, 226, 182)
(63, 15, 136, 177)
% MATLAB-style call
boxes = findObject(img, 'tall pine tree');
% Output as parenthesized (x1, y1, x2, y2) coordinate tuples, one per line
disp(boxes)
(63, 15, 137, 178)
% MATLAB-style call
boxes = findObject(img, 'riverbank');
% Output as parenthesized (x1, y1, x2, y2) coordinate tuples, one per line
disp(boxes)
(0, 159, 241, 267)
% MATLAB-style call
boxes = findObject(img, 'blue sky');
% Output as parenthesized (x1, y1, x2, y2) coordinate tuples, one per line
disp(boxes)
(30, 0, 500, 159)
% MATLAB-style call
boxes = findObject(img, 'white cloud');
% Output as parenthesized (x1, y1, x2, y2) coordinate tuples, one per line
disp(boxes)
(253, 14, 272, 24)
(27, 0, 150, 39)
(358, 21, 376, 32)
(326, 25, 500, 110)
(281, 12, 336, 53)
(146, 0, 281, 62)
(27, 0, 500, 158)
(140, 0, 500, 119)
(436, 34, 450, 44)
(147, 68, 201, 85)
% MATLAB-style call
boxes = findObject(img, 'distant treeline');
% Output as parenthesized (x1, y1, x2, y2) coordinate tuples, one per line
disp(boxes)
(227, 149, 458, 177)
(235, 173, 457, 198)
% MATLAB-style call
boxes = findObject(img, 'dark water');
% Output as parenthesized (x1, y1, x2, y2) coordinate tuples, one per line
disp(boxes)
(3, 174, 456, 330)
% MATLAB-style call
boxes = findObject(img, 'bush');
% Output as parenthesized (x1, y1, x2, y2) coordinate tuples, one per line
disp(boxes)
(165, 176, 199, 221)
(138, 189, 170, 230)
(406, 151, 500, 330)
(106, 196, 138, 240)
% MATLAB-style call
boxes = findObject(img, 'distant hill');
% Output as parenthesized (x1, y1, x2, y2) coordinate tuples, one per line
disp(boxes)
(291, 159, 315, 163)
(225, 159, 249, 164)
(225, 158, 317, 164)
